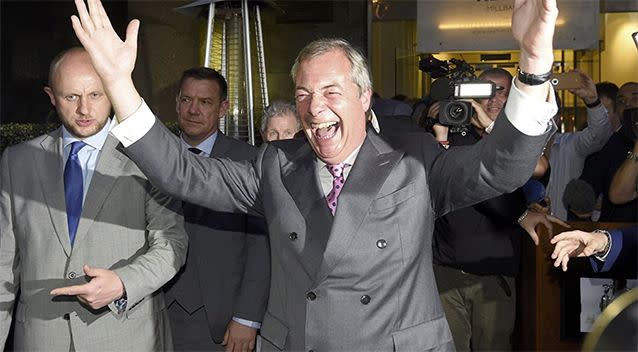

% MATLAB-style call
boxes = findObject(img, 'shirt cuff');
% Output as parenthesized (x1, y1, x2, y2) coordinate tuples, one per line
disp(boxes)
(504, 77, 557, 136)
(110, 99, 156, 147)
(232, 316, 262, 329)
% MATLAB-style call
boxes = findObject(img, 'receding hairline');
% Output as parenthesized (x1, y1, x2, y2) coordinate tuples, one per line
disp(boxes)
(47, 47, 89, 88)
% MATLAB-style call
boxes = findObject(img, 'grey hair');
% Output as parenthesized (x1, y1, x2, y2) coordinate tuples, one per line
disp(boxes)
(290, 38, 372, 95)
(260, 100, 301, 132)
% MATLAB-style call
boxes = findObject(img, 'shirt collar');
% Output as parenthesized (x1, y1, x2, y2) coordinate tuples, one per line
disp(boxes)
(62, 117, 113, 151)
(316, 143, 362, 171)
(369, 110, 380, 134)
(180, 131, 218, 155)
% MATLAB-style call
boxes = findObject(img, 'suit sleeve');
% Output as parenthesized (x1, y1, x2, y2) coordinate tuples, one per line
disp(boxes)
(429, 115, 554, 217)
(112, 184, 188, 312)
(126, 120, 263, 217)
(233, 215, 270, 322)
(590, 226, 637, 278)
(0, 149, 19, 348)
(572, 105, 613, 157)
(473, 188, 528, 225)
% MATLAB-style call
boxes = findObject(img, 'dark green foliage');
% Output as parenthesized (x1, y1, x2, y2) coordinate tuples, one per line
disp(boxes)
(0, 123, 60, 152)
(0, 121, 181, 153)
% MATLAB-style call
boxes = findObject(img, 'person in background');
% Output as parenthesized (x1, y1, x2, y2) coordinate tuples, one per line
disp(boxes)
(543, 69, 613, 220)
(579, 82, 638, 222)
(164, 67, 270, 352)
(260, 100, 301, 142)
(596, 82, 620, 130)
(428, 67, 565, 351)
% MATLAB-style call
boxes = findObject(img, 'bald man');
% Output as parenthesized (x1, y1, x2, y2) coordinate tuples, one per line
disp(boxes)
(0, 47, 187, 351)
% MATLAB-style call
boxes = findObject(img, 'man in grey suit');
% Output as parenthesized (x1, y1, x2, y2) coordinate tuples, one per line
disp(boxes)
(164, 67, 270, 351)
(71, 0, 560, 350)
(0, 47, 188, 351)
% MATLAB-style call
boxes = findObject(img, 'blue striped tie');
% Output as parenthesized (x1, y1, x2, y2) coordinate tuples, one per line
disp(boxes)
(64, 141, 87, 246)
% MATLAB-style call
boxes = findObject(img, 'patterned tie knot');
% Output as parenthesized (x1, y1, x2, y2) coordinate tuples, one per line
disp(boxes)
(327, 163, 346, 178)
(70, 141, 87, 156)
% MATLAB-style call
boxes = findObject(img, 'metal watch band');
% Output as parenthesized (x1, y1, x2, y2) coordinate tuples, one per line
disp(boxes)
(627, 150, 638, 161)
(517, 68, 553, 86)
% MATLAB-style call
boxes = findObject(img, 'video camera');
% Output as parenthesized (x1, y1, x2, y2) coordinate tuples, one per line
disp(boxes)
(419, 55, 496, 135)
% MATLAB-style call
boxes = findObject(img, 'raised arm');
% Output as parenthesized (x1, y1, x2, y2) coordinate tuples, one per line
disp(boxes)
(609, 140, 638, 204)
(511, 0, 559, 99)
(71, 0, 141, 120)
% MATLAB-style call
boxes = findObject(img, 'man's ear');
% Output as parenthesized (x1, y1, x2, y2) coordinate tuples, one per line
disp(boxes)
(44, 86, 56, 107)
(219, 99, 230, 118)
(360, 88, 372, 112)
(175, 93, 181, 114)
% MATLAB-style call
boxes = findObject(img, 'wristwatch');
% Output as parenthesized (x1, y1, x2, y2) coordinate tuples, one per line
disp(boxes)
(517, 68, 552, 86)
(627, 151, 638, 162)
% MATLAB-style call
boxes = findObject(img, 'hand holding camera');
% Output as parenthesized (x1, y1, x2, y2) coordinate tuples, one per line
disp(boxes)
(566, 69, 598, 105)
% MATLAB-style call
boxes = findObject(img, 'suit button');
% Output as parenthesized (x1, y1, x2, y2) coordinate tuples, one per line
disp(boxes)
(67, 271, 76, 279)
(360, 295, 371, 305)
(62, 313, 70, 320)
(289, 232, 298, 241)
(306, 291, 317, 301)
(376, 239, 387, 249)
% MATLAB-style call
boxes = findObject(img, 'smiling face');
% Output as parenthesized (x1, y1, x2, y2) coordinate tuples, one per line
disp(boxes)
(44, 49, 112, 139)
(294, 49, 371, 164)
(176, 77, 228, 146)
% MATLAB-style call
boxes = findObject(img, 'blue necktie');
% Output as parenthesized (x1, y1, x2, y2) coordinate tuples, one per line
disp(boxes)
(64, 141, 86, 246)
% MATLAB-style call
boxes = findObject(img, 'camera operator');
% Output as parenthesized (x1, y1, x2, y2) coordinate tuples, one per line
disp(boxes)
(428, 68, 564, 351)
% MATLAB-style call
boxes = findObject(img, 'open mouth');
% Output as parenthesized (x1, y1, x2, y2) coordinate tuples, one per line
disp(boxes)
(312, 121, 340, 140)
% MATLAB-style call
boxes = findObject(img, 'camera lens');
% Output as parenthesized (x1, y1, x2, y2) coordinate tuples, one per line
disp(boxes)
(446, 102, 467, 122)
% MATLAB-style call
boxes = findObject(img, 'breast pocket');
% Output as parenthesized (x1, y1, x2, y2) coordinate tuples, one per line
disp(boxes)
(371, 182, 417, 212)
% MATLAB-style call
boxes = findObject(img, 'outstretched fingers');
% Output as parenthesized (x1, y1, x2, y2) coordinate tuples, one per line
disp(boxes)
(74, 0, 95, 35)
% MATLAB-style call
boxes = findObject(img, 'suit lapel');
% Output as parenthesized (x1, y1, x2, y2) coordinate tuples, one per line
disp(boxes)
(281, 142, 335, 277)
(210, 132, 231, 158)
(281, 143, 326, 221)
(37, 129, 72, 256)
(73, 135, 128, 247)
(314, 132, 403, 284)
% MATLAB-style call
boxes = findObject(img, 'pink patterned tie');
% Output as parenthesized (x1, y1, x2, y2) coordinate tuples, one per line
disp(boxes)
(326, 163, 349, 215)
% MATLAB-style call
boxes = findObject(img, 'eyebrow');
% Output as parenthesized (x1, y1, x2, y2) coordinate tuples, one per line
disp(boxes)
(295, 83, 342, 92)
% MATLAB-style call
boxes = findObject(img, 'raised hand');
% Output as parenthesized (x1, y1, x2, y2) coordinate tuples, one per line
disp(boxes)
(512, 0, 559, 74)
(468, 100, 493, 130)
(71, 0, 142, 120)
(568, 69, 598, 105)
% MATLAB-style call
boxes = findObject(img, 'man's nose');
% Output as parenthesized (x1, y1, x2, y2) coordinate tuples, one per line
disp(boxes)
(308, 94, 325, 117)
(77, 96, 89, 115)
(187, 102, 199, 114)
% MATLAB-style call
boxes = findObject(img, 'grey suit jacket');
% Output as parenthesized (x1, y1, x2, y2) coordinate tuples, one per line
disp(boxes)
(125, 114, 551, 351)
(0, 128, 188, 351)
(164, 132, 270, 343)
